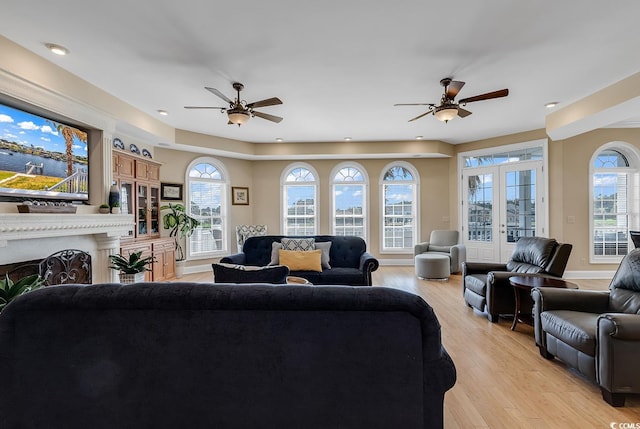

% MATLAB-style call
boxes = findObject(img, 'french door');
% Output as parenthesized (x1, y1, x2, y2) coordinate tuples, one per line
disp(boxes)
(462, 161, 544, 263)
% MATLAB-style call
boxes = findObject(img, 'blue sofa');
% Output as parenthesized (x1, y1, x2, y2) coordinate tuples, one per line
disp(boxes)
(0, 282, 457, 429)
(221, 235, 379, 286)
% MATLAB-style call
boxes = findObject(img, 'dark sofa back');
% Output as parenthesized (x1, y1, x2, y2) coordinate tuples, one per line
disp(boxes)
(0, 283, 456, 429)
(242, 235, 367, 268)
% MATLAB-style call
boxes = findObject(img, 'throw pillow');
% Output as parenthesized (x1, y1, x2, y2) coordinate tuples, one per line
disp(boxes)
(278, 249, 323, 272)
(314, 241, 332, 269)
(268, 242, 282, 265)
(212, 263, 290, 284)
(280, 237, 315, 251)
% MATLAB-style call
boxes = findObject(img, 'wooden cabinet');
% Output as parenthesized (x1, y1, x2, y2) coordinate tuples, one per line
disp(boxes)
(136, 159, 160, 181)
(114, 149, 174, 281)
(113, 150, 162, 239)
(152, 239, 176, 281)
(120, 241, 153, 282)
(113, 152, 135, 178)
(120, 238, 176, 281)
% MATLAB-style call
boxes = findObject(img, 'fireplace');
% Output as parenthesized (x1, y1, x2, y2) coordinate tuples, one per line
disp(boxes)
(0, 213, 134, 283)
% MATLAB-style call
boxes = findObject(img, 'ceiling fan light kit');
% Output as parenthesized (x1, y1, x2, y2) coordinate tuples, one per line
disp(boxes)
(434, 105, 459, 123)
(185, 82, 283, 127)
(228, 109, 250, 126)
(395, 77, 509, 123)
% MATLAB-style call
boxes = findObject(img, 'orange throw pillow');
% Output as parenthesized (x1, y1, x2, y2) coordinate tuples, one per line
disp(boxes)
(278, 249, 323, 272)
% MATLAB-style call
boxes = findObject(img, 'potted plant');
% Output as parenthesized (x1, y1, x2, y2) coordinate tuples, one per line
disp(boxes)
(161, 203, 200, 278)
(0, 274, 43, 312)
(99, 204, 110, 214)
(108, 251, 155, 284)
(111, 201, 121, 214)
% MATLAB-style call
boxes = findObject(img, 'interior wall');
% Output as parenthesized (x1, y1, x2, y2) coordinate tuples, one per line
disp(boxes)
(554, 128, 640, 272)
(453, 127, 640, 273)
(153, 148, 254, 268)
(251, 157, 452, 260)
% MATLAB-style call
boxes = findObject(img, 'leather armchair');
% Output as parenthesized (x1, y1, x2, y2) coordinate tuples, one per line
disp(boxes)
(532, 249, 640, 407)
(462, 237, 572, 322)
(414, 230, 466, 274)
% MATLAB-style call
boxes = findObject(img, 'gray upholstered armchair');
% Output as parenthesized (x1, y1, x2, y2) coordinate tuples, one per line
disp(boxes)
(462, 236, 572, 322)
(235, 224, 267, 252)
(414, 230, 466, 274)
(532, 249, 640, 407)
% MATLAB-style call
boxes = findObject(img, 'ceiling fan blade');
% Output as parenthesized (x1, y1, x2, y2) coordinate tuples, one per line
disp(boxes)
(445, 80, 465, 99)
(394, 103, 436, 107)
(247, 97, 283, 109)
(184, 106, 227, 110)
(408, 109, 434, 122)
(457, 107, 473, 118)
(253, 110, 283, 123)
(205, 87, 233, 104)
(459, 89, 509, 104)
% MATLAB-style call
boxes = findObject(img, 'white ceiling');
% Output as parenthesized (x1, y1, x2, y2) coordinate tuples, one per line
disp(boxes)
(2, 0, 640, 145)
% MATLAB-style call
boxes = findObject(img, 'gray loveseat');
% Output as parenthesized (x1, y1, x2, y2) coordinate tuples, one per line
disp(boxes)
(0, 282, 456, 429)
(221, 235, 379, 285)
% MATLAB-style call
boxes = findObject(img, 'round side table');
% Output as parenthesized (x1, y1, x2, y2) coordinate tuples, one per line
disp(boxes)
(508, 276, 578, 331)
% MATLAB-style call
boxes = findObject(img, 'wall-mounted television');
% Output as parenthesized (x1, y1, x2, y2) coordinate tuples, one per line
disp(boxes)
(0, 102, 89, 202)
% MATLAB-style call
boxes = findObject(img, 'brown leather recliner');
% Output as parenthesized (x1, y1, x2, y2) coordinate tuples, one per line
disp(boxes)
(532, 249, 640, 407)
(462, 237, 572, 322)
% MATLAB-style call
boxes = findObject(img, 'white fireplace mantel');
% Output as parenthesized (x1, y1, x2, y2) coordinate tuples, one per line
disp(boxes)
(0, 213, 134, 247)
(0, 213, 134, 283)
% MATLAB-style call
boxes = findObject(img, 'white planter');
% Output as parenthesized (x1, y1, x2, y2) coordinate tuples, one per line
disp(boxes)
(176, 260, 185, 278)
(119, 272, 145, 284)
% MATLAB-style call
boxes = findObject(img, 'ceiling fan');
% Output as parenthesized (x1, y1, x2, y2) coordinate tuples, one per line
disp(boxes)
(185, 82, 283, 126)
(395, 78, 508, 123)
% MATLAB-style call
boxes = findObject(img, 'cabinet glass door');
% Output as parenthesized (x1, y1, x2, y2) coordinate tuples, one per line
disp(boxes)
(150, 185, 160, 236)
(120, 180, 134, 237)
(137, 184, 148, 236)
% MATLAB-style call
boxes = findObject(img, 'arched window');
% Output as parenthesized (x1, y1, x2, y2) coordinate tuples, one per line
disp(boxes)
(330, 162, 368, 241)
(281, 163, 318, 235)
(186, 158, 229, 258)
(590, 143, 640, 262)
(380, 162, 419, 252)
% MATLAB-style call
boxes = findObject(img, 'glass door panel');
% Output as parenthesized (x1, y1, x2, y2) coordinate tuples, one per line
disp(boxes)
(120, 180, 134, 237)
(463, 168, 499, 262)
(137, 183, 148, 237)
(150, 185, 159, 236)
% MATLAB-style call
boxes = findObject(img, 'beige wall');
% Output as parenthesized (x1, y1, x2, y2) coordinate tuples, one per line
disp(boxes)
(251, 158, 451, 260)
(453, 127, 640, 273)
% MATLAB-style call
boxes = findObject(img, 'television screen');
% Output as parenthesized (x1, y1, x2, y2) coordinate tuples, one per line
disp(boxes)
(0, 102, 89, 201)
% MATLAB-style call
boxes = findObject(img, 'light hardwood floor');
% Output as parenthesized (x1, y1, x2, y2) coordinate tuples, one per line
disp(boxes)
(178, 267, 640, 428)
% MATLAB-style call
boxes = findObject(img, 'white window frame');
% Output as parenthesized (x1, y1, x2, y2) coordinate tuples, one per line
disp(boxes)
(185, 157, 230, 259)
(280, 162, 319, 235)
(330, 161, 369, 242)
(379, 161, 420, 254)
(589, 142, 640, 264)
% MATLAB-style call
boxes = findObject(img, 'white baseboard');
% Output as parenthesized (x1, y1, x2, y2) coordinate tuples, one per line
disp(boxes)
(378, 259, 414, 266)
(184, 263, 214, 275)
(563, 270, 615, 280)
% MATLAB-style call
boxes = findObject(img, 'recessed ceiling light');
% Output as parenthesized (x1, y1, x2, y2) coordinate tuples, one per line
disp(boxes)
(275, 138, 284, 142)
(344, 137, 352, 141)
(545, 102, 559, 109)
(45, 43, 69, 56)
(415, 136, 423, 140)
(157, 110, 169, 116)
